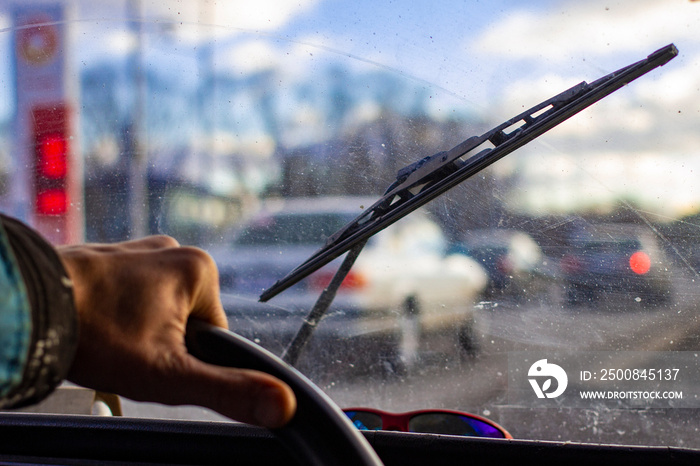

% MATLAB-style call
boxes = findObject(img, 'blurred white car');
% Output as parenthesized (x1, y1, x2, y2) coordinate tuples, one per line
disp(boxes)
(209, 197, 488, 374)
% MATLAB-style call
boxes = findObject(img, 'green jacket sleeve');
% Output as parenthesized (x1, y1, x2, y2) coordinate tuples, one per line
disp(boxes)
(0, 214, 78, 409)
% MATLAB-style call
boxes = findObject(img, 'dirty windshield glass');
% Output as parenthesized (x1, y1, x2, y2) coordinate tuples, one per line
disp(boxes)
(234, 213, 352, 246)
(3, 0, 700, 450)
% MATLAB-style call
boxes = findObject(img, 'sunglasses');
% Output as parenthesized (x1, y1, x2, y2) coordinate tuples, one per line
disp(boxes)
(343, 408, 512, 439)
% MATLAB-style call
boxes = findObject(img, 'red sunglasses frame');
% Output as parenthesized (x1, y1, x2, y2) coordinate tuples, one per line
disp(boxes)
(343, 407, 512, 439)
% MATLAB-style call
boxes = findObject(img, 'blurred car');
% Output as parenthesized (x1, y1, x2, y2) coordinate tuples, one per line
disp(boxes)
(447, 229, 555, 302)
(560, 223, 674, 306)
(209, 197, 488, 372)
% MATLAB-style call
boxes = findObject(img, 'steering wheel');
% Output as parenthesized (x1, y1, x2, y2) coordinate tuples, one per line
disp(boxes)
(185, 319, 384, 466)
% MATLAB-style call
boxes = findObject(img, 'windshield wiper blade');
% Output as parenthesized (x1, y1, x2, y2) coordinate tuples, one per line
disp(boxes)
(260, 43, 678, 303)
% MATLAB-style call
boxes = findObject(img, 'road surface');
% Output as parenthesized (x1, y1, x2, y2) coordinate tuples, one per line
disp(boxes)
(122, 270, 700, 448)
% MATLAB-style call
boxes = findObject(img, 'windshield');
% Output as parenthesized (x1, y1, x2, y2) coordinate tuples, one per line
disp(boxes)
(3, 0, 700, 450)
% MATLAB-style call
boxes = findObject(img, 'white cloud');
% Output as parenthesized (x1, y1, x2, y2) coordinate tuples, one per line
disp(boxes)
(220, 33, 333, 78)
(492, 49, 700, 144)
(0, 13, 10, 31)
(633, 51, 700, 109)
(142, 0, 319, 36)
(473, 0, 700, 152)
(225, 41, 280, 74)
(106, 29, 138, 54)
(473, 0, 700, 61)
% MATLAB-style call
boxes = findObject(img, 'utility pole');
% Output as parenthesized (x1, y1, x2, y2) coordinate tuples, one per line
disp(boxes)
(127, 0, 149, 238)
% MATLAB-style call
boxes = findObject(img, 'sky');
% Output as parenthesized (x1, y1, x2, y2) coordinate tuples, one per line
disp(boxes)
(0, 0, 699, 216)
(4, 0, 696, 119)
(64, 0, 697, 124)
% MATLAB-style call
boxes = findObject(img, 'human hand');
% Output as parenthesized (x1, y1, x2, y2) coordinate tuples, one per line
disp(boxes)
(56, 236, 296, 428)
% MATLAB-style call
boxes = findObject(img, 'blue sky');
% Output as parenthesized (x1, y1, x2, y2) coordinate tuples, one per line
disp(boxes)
(0, 0, 699, 215)
(2, 0, 692, 115)
(1, 0, 695, 110)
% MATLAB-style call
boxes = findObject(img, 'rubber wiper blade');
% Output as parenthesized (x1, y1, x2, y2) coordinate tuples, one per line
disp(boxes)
(260, 43, 678, 302)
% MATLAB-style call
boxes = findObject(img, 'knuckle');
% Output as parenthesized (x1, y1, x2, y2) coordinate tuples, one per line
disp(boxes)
(149, 235, 181, 248)
(181, 246, 216, 267)
(177, 247, 219, 280)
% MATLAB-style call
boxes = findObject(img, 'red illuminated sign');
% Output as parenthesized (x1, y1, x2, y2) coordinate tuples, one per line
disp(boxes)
(32, 104, 69, 216)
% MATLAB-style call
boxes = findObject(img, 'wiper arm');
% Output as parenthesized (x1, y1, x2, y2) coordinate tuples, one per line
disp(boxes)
(262, 43, 678, 303)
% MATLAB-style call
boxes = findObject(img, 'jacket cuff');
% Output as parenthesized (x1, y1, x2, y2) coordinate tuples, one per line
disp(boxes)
(0, 214, 78, 408)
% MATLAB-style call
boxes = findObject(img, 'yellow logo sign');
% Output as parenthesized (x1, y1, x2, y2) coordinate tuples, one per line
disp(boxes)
(17, 15, 58, 66)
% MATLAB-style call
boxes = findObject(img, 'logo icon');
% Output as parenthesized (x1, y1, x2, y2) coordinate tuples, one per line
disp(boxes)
(528, 359, 568, 398)
(17, 15, 59, 66)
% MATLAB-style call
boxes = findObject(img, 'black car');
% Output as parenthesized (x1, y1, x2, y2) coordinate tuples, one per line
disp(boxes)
(561, 224, 674, 306)
(448, 228, 555, 303)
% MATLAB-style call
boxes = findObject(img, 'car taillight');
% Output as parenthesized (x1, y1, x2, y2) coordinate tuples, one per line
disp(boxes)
(496, 256, 513, 275)
(561, 254, 582, 274)
(309, 269, 368, 292)
(629, 251, 651, 275)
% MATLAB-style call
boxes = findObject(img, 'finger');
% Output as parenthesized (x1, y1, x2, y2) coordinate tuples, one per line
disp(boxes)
(160, 354, 297, 428)
(57, 235, 181, 256)
(111, 235, 181, 251)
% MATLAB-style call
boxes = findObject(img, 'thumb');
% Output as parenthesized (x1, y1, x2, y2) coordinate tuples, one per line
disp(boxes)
(163, 354, 297, 429)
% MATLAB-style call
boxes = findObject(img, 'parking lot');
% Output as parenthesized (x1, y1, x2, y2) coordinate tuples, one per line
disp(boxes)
(120, 263, 700, 450)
